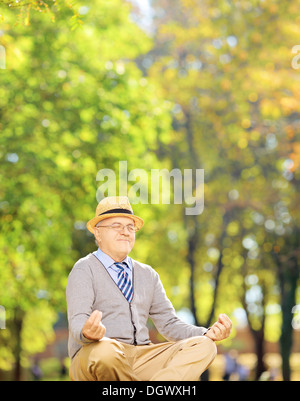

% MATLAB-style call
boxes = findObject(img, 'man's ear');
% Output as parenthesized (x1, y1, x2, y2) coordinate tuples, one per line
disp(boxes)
(93, 227, 101, 244)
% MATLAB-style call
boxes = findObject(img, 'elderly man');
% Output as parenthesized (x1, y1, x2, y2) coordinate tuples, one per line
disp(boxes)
(66, 196, 232, 381)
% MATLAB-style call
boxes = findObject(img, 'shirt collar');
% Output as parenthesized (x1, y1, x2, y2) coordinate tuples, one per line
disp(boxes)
(95, 247, 132, 270)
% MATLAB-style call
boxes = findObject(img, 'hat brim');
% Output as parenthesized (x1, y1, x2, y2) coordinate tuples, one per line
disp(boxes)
(86, 213, 144, 234)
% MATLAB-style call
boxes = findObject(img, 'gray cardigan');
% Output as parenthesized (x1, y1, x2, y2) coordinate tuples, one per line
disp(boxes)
(66, 253, 207, 359)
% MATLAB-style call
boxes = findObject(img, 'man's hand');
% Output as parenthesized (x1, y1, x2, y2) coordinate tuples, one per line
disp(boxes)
(82, 310, 106, 341)
(205, 314, 232, 342)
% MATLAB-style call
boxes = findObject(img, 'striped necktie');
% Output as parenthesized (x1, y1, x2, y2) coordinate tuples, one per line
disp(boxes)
(114, 262, 133, 303)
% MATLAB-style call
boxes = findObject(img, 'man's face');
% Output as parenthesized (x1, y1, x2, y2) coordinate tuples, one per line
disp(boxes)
(93, 216, 136, 262)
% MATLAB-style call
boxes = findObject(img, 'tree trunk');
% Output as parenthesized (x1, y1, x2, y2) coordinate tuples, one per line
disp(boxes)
(279, 269, 297, 381)
(253, 329, 266, 380)
(273, 240, 299, 382)
(12, 309, 23, 381)
(186, 224, 199, 327)
(241, 270, 267, 380)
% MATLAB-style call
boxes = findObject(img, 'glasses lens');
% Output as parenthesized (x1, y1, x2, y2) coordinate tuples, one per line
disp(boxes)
(110, 223, 136, 232)
(111, 223, 123, 231)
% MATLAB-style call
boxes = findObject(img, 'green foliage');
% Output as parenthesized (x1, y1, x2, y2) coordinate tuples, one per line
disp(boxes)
(0, 0, 172, 375)
(1, 0, 300, 381)
(148, 0, 300, 342)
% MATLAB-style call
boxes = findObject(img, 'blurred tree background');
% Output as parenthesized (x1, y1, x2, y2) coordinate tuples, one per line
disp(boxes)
(0, 0, 299, 381)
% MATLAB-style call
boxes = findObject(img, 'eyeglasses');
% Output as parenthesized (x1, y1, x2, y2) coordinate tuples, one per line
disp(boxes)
(96, 222, 138, 233)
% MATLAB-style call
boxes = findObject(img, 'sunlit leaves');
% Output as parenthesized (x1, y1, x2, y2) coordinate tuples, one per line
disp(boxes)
(148, 0, 300, 348)
(0, 0, 172, 374)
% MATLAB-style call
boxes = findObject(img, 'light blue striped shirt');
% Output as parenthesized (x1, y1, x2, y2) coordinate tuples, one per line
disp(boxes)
(92, 248, 133, 284)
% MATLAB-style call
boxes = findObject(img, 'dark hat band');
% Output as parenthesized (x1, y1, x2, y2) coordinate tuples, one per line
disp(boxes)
(99, 208, 133, 216)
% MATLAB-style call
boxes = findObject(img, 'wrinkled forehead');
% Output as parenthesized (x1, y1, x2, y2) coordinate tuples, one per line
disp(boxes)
(99, 216, 135, 226)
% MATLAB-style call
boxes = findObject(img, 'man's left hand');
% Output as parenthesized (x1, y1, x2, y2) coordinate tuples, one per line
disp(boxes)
(205, 314, 232, 342)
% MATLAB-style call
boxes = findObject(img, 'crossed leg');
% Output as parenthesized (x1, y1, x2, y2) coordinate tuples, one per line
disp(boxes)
(70, 336, 217, 381)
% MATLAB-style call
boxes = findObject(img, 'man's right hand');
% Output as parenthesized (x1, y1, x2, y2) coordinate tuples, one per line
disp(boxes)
(82, 310, 106, 341)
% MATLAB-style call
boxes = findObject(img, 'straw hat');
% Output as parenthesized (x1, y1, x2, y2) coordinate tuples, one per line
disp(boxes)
(86, 196, 144, 233)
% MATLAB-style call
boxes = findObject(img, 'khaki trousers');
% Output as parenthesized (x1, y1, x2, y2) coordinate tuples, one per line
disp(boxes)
(70, 336, 217, 381)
